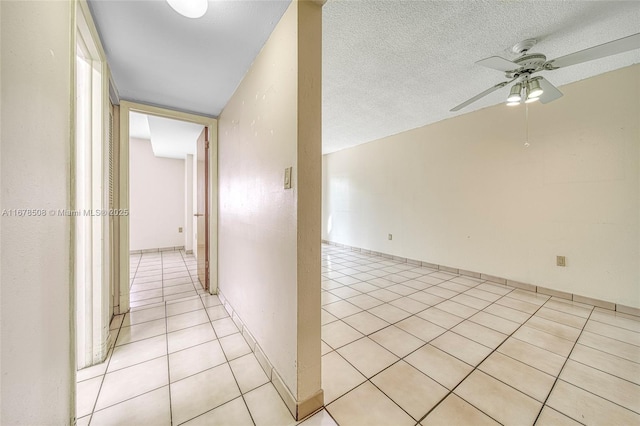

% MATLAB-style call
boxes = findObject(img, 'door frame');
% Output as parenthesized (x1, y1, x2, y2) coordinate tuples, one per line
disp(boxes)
(117, 101, 218, 313)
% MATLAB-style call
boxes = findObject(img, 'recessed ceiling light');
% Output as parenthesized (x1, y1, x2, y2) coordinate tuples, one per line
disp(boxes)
(166, 0, 208, 19)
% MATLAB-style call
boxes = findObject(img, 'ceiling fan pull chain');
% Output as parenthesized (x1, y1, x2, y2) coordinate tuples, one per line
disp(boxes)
(524, 103, 530, 148)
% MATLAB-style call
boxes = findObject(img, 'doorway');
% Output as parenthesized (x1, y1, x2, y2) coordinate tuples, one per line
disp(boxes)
(118, 101, 218, 313)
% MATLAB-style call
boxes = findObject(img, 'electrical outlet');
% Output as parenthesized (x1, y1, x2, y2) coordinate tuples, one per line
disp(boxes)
(388, 234, 393, 240)
(556, 255, 566, 267)
(178, 227, 183, 233)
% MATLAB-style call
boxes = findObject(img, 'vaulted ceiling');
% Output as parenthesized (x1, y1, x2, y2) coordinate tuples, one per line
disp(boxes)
(89, 0, 640, 154)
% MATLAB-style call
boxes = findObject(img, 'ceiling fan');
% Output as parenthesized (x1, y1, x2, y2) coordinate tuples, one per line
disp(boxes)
(451, 32, 640, 112)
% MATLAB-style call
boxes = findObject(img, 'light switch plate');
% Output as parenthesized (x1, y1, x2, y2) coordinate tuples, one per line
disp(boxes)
(284, 166, 292, 189)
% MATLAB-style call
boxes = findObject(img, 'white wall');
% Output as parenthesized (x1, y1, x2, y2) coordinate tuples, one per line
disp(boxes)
(1, 1, 74, 423)
(323, 65, 640, 309)
(218, 0, 322, 409)
(129, 137, 185, 251)
(184, 154, 194, 252)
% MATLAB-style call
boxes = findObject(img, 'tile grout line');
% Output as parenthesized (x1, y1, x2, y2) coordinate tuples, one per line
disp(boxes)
(531, 305, 595, 425)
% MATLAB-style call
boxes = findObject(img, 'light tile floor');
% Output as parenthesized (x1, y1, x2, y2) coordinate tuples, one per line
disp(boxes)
(76, 245, 640, 425)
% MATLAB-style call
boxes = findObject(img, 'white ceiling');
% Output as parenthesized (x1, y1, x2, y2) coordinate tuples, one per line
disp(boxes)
(89, 0, 640, 154)
(129, 112, 204, 159)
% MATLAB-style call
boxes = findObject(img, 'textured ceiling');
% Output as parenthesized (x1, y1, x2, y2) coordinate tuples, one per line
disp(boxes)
(322, 0, 640, 153)
(89, 1, 640, 154)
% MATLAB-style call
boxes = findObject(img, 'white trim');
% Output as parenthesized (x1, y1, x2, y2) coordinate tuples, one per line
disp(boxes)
(75, 0, 111, 370)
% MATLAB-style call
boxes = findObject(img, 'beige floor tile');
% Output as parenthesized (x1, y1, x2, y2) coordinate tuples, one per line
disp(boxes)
(322, 351, 367, 403)
(417, 307, 464, 329)
(244, 383, 296, 426)
(451, 294, 491, 310)
(415, 275, 445, 285)
(299, 409, 339, 426)
(512, 326, 574, 357)
(170, 363, 241, 425)
(107, 334, 167, 372)
(130, 297, 165, 308)
(327, 381, 414, 426)
(183, 397, 253, 426)
(421, 394, 500, 426)
(584, 319, 640, 346)
(91, 386, 171, 426)
(76, 415, 90, 426)
(330, 286, 362, 299)
(346, 293, 384, 310)
(546, 380, 640, 425)
(206, 305, 230, 321)
(371, 360, 448, 420)
(431, 331, 492, 366)
(479, 351, 555, 402)
(578, 330, 640, 363)
(496, 296, 539, 314)
(483, 303, 530, 323)
(370, 325, 425, 357)
(570, 343, 640, 385)
(76, 352, 110, 382)
(199, 294, 222, 308)
(440, 281, 472, 294)
(96, 356, 169, 411)
(130, 288, 164, 303)
(368, 288, 403, 302)
(323, 300, 363, 319)
(219, 332, 252, 361)
(167, 309, 209, 333)
(389, 296, 429, 314)
(469, 311, 519, 334)
(350, 282, 381, 294)
(76, 375, 102, 418)
(464, 288, 502, 302)
(321, 341, 332, 356)
(322, 320, 364, 349)
(590, 308, 640, 332)
(425, 286, 459, 300)
(405, 344, 473, 390)
(436, 300, 478, 319)
(396, 316, 446, 342)
(229, 353, 270, 393)
(535, 307, 587, 329)
(535, 406, 582, 426)
(508, 289, 549, 305)
(322, 309, 339, 325)
(401, 279, 433, 291)
(526, 315, 581, 341)
(169, 340, 226, 383)
(408, 291, 446, 306)
(560, 359, 640, 413)
(337, 337, 399, 378)
(115, 318, 166, 346)
(368, 303, 412, 323)
(543, 299, 592, 318)
(497, 337, 566, 376)
(166, 298, 204, 317)
(452, 321, 507, 349)
(322, 292, 343, 306)
(387, 283, 418, 296)
(342, 311, 390, 335)
(167, 323, 217, 353)
(455, 370, 541, 425)
(123, 305, 166, 327)
(211, 317, 239, 338)
(476, 282, 512, 296)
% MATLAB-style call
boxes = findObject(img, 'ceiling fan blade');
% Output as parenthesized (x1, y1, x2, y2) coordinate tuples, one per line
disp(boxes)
(537, 77, 563, 104)
(476, 56, 520, 72)
(549, 32, 640, 69)
(450, 81, 509, 112)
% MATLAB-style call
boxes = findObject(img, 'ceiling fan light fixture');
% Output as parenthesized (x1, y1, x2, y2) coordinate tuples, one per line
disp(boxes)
(525, 96, 540, 104)
(527, 78, 544, 99)
(506, 101, 520, 107)
(506, 83, 522, 103)
(166, 0, 208, 19)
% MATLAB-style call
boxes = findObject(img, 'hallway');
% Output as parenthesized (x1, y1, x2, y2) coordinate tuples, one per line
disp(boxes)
(76, 245, 640, 425)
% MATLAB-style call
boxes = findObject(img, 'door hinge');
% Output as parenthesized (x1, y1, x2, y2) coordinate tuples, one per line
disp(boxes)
(205, 140, 209, 149)
(205, 260, 209, 269)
